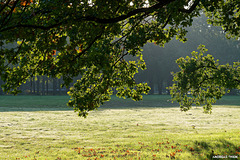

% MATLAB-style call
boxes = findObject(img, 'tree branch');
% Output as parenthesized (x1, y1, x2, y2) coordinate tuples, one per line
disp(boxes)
(0, 0, 19, 28)
(178, 0, 200, 13)
(74, 28, 104, 59)
(0, 22, 63, 32)
(0, 0, 177, 32)
(83, 0, 176, 24)
(0, 0, 12, 13)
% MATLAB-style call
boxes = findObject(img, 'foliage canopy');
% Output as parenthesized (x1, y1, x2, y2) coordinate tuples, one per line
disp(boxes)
(169, 45, 240, 113)
(0, 0, 240, 117)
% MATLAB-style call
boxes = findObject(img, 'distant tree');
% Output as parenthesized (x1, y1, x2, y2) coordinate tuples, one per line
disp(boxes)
(36, 76, 40, 95)
(32, 77, 36, 94)
(40, 76, 44, 95)
(0, 79, 3, 95)
(46, 77, 49, 95)
(0, 0, 240, 117)
(52, 78, 57, 95)
(136, 43, 178, 95)
(138, 14, 240, 96)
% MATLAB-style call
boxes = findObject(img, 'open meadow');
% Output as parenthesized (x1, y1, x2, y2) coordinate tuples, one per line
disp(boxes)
(0, 95, 239, 160)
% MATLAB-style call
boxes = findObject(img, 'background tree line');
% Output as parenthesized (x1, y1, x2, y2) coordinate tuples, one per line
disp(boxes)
(1, 14, 239, 96)
(132, 14, 240, 95)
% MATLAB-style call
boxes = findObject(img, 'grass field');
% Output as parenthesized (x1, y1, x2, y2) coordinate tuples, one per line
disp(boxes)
(0, 95, 239, 159)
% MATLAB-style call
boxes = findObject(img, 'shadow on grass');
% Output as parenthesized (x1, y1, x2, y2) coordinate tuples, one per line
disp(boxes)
(0, 95, 179, 112)
(100, 96, 178, 109)
(0, 95, 71, 112)
(193, 139, 240, 160)
(0, 95, 239, 112)
(0, 106, 73, 112)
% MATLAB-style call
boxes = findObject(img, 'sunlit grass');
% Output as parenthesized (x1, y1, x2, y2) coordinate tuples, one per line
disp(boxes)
(0, 103, 239, 159)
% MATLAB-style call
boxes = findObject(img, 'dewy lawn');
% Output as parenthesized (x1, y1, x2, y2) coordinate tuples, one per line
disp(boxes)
(0, 95, 239, 159)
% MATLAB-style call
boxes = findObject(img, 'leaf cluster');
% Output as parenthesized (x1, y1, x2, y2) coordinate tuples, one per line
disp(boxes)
(0, 0, 240, 116)
(169, 45, 240, 113)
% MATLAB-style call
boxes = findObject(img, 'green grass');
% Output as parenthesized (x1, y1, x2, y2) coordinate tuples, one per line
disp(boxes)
(1, 95, 240, 110)
(0, 95, 239, 159)
(0, 95, 70, 111)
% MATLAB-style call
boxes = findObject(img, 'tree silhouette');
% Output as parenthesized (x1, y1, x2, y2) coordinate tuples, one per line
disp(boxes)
(1, 0, 240, 116)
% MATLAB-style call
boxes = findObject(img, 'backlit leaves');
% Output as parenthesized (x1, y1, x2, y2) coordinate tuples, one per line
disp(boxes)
(169, 45, 240, 113)
(1, 0, 240, 116)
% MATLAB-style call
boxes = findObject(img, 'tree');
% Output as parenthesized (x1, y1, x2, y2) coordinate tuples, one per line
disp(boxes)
(138, 13, 240, 96)
(0, 0, 240, 117)
(169, 45, 240, 113)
